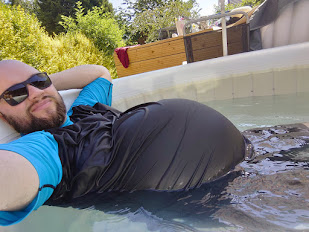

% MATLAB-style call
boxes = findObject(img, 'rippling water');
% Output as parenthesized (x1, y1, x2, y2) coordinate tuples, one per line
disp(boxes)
(4, 93, 309, 232)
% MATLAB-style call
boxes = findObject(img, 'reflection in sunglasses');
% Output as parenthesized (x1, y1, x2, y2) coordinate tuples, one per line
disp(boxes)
(0, 72, 52, 106)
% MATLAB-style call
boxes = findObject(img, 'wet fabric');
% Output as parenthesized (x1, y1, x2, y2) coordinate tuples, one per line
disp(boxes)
(46, 99, 246, 205)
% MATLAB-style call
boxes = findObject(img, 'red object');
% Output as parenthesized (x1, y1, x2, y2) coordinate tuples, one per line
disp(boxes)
(115, 45, 140, 68)
(115, 47, 130, 68)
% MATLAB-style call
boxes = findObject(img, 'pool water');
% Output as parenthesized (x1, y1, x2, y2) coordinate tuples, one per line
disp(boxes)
(4, 93, 309, 232)
(206, 92, 309, 131)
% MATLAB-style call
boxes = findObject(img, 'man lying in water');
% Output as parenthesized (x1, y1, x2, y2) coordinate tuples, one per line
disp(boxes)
(0, 60, 264, 226)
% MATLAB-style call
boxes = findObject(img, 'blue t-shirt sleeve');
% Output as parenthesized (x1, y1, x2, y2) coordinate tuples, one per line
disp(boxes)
(0, 131, 62, 226)
(67, 78, 113, 116)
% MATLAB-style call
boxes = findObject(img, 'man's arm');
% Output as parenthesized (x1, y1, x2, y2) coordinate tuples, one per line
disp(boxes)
(49, 65, 112, 91)
(0, 150, 39, 211)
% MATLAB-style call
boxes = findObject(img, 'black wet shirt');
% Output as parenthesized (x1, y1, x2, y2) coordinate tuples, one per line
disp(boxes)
(46, 99, 246, 205)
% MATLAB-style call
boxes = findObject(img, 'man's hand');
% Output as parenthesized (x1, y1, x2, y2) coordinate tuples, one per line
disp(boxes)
(50, 65, 112, 91)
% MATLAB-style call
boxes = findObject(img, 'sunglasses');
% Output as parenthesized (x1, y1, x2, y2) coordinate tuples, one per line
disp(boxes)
(0, 72, 52, 106)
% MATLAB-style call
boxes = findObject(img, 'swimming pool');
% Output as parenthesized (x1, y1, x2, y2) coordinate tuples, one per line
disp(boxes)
(3, 92, 309, 232)
(2, 42, 309, 231)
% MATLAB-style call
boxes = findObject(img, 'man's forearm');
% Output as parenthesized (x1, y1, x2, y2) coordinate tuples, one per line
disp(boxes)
(49, 65, 112, 91)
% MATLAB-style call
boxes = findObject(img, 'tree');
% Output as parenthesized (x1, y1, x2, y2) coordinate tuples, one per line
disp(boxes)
(35, 0, 113, 35)
(117, 0, 200, 44)
(0, 2, 109, 76)
(5, 0, 37, 13)
(59, 2, 125, 76)
(129, 0, 164, 12)
(134, 0, 200, 43)
(214, 0, 265, 12)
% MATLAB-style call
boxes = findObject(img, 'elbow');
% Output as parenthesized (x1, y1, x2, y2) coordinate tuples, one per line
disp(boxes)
(100, 66, 112, 83)
(104, 73, 113, 83)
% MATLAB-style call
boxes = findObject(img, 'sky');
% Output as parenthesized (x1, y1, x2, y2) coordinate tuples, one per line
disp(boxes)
(110, 0, 220, 16)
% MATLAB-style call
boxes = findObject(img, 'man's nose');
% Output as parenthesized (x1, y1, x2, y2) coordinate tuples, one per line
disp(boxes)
(27, 84, 44, 100)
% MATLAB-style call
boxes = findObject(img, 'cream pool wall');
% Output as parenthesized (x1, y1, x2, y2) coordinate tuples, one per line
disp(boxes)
(1, 42, 309, 143)
(111, 42, 309, 111)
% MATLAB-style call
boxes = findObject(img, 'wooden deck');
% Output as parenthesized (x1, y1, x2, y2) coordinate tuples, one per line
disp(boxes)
(114, 36, 186, 77)
(114, 24, 249, 78)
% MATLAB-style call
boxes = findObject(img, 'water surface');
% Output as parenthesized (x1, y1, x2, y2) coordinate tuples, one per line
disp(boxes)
(4, 93, 309, 232)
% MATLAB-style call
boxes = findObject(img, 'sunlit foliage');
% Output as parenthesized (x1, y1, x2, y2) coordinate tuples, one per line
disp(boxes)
(0, 2, 119, 77)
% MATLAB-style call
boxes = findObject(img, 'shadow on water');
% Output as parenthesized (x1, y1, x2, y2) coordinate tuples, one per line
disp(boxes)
(50, 144, 309, 232)
(57, 171, 243, 231)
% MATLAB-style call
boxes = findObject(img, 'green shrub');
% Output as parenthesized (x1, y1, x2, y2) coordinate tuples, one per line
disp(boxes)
(0, 2, 118, 78)
(40, 32, 108, 75)
(0, 3, 48, 67)
(60, 2, 125, 56)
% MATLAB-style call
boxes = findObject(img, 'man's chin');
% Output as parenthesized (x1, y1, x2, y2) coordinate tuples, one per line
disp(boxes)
(5, 94, 67, 134)
(22, 115, 65, 134)
(34, 113, 59, 122)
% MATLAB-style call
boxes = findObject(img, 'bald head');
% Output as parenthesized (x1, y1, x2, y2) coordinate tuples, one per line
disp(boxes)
(0, 60, 38, 78)
(0, 60, 39, 94)
(0, 59, 37, 71)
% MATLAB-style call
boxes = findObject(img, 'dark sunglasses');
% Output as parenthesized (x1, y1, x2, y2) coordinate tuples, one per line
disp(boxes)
(0, 72, 52, 106)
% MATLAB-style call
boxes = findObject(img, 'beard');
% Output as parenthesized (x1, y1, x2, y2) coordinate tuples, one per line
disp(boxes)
(2, 94, 67, 134)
